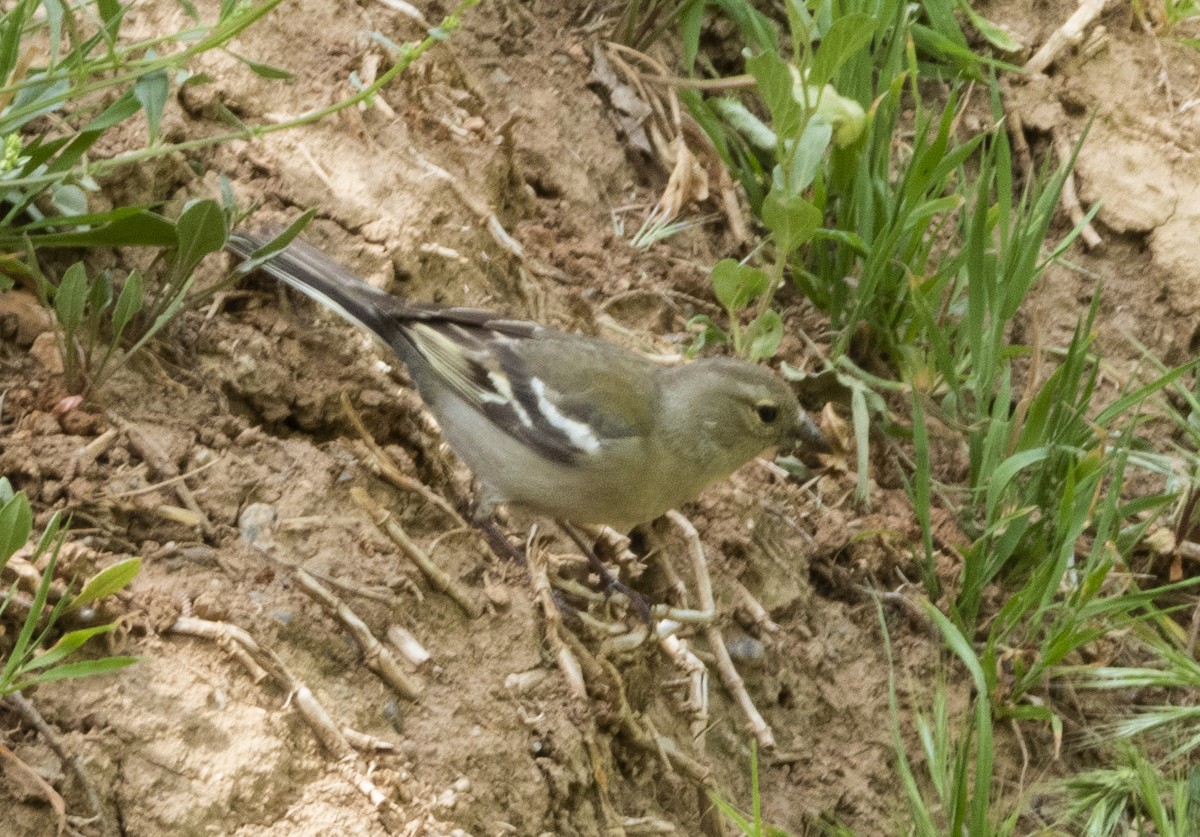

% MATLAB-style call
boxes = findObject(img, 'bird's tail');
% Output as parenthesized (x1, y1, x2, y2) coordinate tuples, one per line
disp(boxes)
(226, 231, 397, 346)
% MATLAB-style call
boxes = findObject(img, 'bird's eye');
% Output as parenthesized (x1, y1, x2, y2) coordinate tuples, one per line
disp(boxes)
(755, 402, 779, 423)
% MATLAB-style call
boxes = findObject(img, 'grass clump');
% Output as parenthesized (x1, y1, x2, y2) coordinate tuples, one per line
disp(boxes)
(0, 478, 139, 697)
(657, 1, 1200, 834)
(2, 0, 478, 396)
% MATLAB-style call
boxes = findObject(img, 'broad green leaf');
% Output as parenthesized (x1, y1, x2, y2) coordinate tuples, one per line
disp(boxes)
(42, 0, 64, 64)
(777, 119, 832, 194)
(761, 190, 821, 254)
(0, 491, 32, 562)
(54, 262, 89, 332)
(173, 199, 228, 277)
(745, 309, 783, 361)
(28, 210, 177, 248)
(69, 557, 141, 612)
(809, 13, 877, 88)
(97, 0, 123, 24)
(86, 270, 113, 315)
(745, 51, 800, 140)
(3, 76, 70, 134)
(50, 183, 88, 216)
(112, 270, 144, 337)
(134, 66, 170, 141)
(711, 258, 769, 313)
(84, 91, 142, 134)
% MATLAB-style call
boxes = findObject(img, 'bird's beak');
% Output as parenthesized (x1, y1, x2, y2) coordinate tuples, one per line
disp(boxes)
(790, 415, 830, 454)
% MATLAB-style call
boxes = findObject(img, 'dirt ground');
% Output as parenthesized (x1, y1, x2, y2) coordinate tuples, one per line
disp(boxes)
(2, 0, 1199, 834)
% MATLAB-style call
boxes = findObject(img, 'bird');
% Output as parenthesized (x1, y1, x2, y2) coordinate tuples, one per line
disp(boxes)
(226, 231, 826, 533)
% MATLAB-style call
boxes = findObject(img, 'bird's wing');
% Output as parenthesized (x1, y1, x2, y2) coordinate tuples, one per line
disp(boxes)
(228, 231, 657, 466)
(397, 314, 657, 465)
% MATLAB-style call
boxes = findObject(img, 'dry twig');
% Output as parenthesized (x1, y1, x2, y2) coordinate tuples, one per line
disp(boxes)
(0, 738, 65, 836)
(668, 511, 775, 750)
(295, 568, 423, 700)
(1024, 0, 1109, 74)
(351, 487, 484, 618)
(106, 412, 212, 533)
(339, 391, 468, 528)
(1051, 126, 1103, 250)
(4, 692, 115, 837)
(168, 615, 406, 824)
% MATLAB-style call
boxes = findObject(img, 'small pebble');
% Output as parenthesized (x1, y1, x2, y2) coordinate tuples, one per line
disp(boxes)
(504, 669, 547, 695)
(725, 634, 767, 667)
(436, 788, 457, 811)
(238, 503, 276, 548)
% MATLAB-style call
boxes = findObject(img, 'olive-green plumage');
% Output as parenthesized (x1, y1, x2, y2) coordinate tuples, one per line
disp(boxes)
(229, 233, 825, 531)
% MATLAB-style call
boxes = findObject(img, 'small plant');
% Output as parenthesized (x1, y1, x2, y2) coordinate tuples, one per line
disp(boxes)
(709, 741, 792, 837)
(689, 258, 782, 361)
(3, 0, 476, 397)
(29, 197, 235, 395)
(1055, 748, 1200, 836)
(1, 478, 140, 697)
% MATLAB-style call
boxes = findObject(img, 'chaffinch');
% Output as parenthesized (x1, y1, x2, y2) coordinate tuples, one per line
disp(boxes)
(227, 233, 825, 532)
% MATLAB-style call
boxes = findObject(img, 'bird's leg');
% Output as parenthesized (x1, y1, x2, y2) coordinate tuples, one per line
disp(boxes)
(558, 520, 653, 625)
(468, 481, 529, 566)
(475, 517, 526, 565)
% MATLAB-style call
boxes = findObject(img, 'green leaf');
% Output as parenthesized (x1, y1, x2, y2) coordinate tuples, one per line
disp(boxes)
(745, 309, 783, 361)
(809, 13, 877, 88)
(778, 119, 832, 194)
(82, 90, 142, 133)
(69, 557, 141, 612)
(228, 50, 294, 80)
(711, 258, 770, 313)
(685, 314, 728, 357)
(679, 0, 705, 71)
(111, 270, 144, 337)
(50, 184, 88, 217)
(24, 624, 116, 671)
(28, 210, 178, 248)
(712, 0, 777, 52)
(986, 447, 1050, 519)
(745, 51, 800, 140)
(54, 263, 89, 332)
(0, 1, 28, 83)
(20, 655, 140, 687)
(761, 190, 821, 254)
(97, 0, 123, 24)
(0, 490, 32, 563)
(229, 209, 316, 274)
(956, 0, 1021, 53)
(86, 271, 114, 316)
(134, 67, 170, 141)
(3, 76, 70, 134)
(173, 199, 228, 277)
